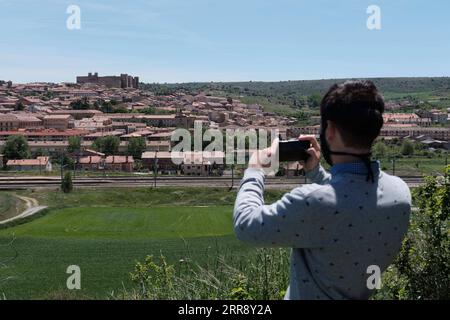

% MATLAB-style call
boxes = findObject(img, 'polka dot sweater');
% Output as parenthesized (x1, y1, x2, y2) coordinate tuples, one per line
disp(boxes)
(233, 162, 411, 300)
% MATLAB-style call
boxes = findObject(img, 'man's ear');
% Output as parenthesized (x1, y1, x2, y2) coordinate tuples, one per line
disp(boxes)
(326, 120, 336, 142)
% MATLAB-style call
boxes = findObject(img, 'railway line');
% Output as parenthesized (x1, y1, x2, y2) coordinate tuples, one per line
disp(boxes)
(0, 175, 425, 190)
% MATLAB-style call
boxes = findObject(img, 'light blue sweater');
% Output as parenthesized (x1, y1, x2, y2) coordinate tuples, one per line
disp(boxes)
(233, 162, 411, 300)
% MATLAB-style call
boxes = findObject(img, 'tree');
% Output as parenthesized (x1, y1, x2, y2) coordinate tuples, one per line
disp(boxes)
(112, 106, 129, 113)
(373, 141, 388, 159)
(2, 135, 30, 160)
(100, 101, 114, 113)
(70, 98, 90, 110)
(307, 93, 322, 108)
(127, 137, 146, 159)
(293, 111, 308, 124)
(14, 102, 25, 111)
(32, 148, 49, 158)
(93, 136, 120, 156)
(68, 136, 82, 154)
(61, 171, 73, 193)
(400, 139, 414, 156)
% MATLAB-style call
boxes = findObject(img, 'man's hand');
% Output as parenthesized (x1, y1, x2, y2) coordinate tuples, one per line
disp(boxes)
(298, 135, 321, 172)
(248, 138, 279, 170)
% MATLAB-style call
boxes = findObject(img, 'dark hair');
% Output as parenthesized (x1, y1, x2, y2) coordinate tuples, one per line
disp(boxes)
(320, 80, 385, 149)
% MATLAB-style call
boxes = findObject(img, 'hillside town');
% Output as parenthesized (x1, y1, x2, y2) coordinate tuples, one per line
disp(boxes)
(0, 74, 449, 175)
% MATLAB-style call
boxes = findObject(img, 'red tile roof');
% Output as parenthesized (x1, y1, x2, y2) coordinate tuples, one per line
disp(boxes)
(7, 156, 49, 166)
(105, 156, 134, 164)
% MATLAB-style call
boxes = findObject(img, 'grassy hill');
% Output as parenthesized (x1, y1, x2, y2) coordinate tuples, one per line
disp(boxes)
(143, 77, 450, 97)
(142, 77, 450, 118)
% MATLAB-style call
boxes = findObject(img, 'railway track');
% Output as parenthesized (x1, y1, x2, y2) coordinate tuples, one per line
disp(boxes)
(0, 175, 425, 190)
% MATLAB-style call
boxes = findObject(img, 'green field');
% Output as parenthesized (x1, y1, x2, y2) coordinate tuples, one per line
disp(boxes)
(0, 188, 286, 299)
(4, 206, 233, 240)
(0, 205, 247, 299)
(378, 156, 449, 177)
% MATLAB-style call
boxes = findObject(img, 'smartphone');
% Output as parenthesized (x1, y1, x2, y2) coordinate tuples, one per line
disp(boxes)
(279, 140, 311, 162)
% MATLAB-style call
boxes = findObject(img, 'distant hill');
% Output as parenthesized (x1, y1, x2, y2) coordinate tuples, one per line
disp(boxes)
(141, 77, 450, 116)
(142, 77, 450, 96)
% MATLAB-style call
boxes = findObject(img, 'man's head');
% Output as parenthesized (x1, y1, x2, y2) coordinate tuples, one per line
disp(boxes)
(319, 80, 385, 164)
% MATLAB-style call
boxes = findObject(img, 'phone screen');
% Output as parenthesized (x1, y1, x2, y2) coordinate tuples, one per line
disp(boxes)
(279, 140, 311, 162)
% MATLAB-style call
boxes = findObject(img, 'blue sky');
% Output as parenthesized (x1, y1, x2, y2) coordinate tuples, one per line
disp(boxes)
(0, 0, 449, 83)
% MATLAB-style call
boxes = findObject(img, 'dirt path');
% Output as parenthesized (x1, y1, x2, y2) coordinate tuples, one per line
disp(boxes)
(0, 194, 47, 225)
(16, 195, 39, 209)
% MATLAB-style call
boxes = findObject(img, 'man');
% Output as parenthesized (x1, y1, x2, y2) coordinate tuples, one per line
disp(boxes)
(233, 80, 411, 300)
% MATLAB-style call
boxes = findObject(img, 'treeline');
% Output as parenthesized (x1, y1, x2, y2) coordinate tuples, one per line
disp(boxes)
(141, 77, 450, 111)
(69, 97, 127, 113)
(69, 97, 174, 115)
(142, 77, 450, 96)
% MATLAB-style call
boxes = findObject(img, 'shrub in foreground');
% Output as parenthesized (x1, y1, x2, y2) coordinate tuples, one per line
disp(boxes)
(119, 249, 289, 300)
(375, 166, 449, 299)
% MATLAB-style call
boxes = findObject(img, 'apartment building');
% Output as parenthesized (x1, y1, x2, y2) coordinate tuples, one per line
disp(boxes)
(420, 109, 448, 124)
(293, 125, 450, 141)
(0, 114, 19, 131)
(75, 116, 113, 133)
(49, 110, 103, 120)
(383, 113, 432, 126)
(43, 115, 74, 130)
(15, 115, 43, 129)
(107, 113, 194, 129)
(380, 125, 450, 141)
(0, 129, 88, 142)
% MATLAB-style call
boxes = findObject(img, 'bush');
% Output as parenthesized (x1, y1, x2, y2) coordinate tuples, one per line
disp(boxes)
(61, 172, 73, 194)
(130, 255, 175, 300)
(120, 249, 289, 300)
(375, 166, 450, 299)
(373, 141, 388, 159)
(400, 139, 414, 156)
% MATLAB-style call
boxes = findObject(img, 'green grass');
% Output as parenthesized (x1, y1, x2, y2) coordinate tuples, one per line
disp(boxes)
(0, 187, 290, 299)
(18, 187, 286, 209)
(0, 234, 248, 299)
(1, 206, 233, 240)
(0, 204, 249, 299)
(378, 156, 448, 177)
